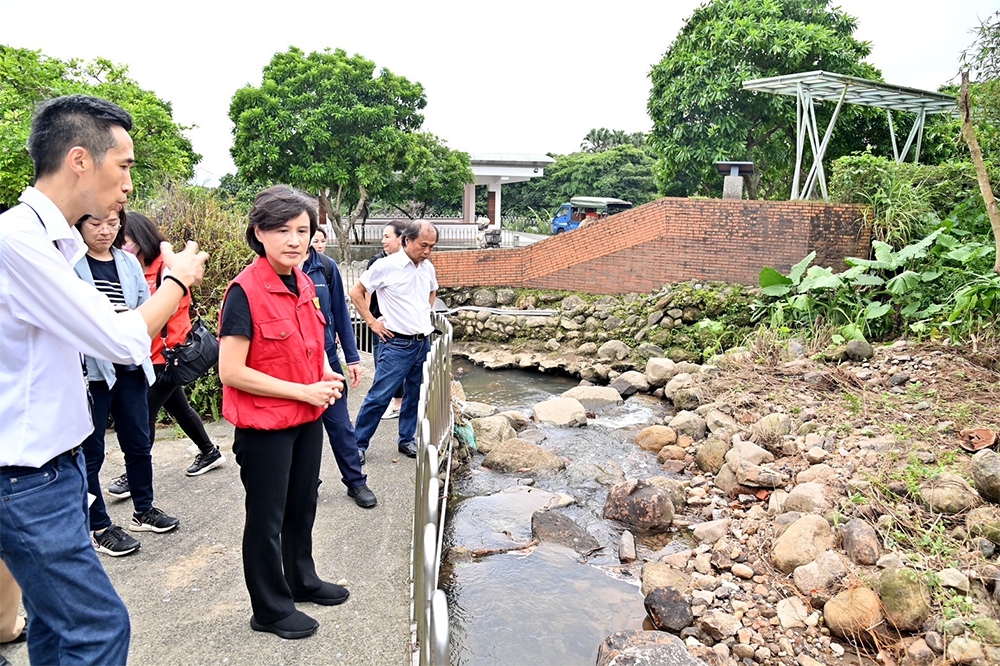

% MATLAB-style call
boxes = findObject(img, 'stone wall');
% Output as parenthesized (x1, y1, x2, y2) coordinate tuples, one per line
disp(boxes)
(431, 197, 868, 295)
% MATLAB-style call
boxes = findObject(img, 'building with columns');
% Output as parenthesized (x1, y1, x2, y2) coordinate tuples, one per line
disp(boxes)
(464, 153, 555, 225)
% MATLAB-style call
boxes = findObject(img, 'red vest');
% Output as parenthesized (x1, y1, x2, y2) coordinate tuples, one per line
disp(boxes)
(221, 257, 327, 430)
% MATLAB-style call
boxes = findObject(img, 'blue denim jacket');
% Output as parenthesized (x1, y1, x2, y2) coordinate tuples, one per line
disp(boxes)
(74, 247, 155, 387)
(302, 248, 360, 366)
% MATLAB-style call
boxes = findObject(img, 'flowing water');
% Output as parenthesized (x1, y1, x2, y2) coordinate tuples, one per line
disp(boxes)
(446, 359, 682, 665)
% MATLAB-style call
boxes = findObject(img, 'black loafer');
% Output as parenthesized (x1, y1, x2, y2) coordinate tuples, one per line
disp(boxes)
(293, 581, 350, 606)
(397, 442, 417, 458)
(250, 610, 318, 639)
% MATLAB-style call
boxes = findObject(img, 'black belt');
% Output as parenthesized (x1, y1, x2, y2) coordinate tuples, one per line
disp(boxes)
(1, 446, 81, 474)
(388, 330, 428, 341)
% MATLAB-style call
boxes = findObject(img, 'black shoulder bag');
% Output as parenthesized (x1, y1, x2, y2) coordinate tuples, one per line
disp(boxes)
(159, 267, 219, 385)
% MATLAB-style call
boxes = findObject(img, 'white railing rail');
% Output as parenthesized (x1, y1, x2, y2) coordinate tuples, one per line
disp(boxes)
(410, 312, 453, 665)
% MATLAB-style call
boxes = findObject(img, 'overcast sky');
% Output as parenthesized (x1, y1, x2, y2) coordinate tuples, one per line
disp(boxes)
(2, 0, 995, 186)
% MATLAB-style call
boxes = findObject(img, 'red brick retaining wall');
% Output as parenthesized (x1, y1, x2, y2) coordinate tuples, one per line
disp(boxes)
(432, 197, 868, 295)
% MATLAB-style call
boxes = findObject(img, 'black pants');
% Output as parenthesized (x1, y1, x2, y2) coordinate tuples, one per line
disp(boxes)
(233, 419, 324, 623)
(148, 364, 214, 455)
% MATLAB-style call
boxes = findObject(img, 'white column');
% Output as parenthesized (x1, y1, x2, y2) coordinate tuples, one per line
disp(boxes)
(463, 183, 476, 224)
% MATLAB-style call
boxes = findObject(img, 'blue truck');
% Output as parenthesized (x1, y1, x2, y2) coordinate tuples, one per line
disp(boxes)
(550, 196, 634, 234)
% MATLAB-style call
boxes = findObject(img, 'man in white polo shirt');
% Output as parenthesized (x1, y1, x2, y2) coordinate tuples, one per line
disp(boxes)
(0, 94, 208, 665)
(349, 219, 438, 459)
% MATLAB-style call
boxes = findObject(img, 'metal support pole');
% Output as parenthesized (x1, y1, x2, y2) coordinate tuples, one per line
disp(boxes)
(886, 109, 899, 162)
(792, 82, 805, 199)
(913, 108, 926, 163)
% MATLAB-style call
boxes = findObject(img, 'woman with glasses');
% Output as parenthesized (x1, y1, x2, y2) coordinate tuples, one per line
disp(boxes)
(74, 210, 180, 558)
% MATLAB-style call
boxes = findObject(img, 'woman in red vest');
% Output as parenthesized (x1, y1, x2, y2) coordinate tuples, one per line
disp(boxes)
(218, 185, 346, 640)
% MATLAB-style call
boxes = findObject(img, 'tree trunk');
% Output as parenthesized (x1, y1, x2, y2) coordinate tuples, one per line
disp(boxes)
(344, 184, 370, 260)
(960, 71, 1000, 274)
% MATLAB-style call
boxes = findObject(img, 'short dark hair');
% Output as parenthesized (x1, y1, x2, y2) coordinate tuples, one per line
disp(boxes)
(401, 219, 438, 245)
(313, 226, 327, 240)
(125, 212, 167, 264)
(29, 95, 133, 180)
(384, 220, 407, 238)
(246, 185, 318, 257)
(75, 208, 127, 250)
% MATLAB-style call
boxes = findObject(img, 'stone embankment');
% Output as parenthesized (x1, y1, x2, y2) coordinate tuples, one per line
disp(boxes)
(453, 338, 1000, 666)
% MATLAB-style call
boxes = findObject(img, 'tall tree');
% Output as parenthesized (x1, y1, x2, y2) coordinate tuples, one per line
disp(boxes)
(229, 47, 471, 255)
(647, 0, 886, 199)
(581, 128, 647, 153)
(960, 10, 1000, 272)
(0, 47, 199, 207)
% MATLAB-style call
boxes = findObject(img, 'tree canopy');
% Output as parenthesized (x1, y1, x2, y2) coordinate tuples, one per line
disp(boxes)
(229, 46, 472, 253)
(647, 0, 889, 199)
(0, 46, 199, 207)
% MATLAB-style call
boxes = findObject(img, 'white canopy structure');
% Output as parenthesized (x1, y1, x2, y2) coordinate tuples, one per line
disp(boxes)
(463, 153, 554, 224)
(742, 70, 957, 200)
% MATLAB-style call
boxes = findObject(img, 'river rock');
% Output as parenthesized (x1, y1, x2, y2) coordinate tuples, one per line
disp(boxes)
(967, 505, 1000, 544)
(725, 439, 773, 468)
(796, 463, 836, 483)
(694, 438, 731, 474)
(735, 461, 789, 488)
(610, 371, 649, 398)
(946, 636, 986, 664)
(561, 386, 623, 412)
(713, 463, 738, 494)
(777, 596, 810, 628)
(603, 479, 675, 533)
(532, 397, 587, 427)
(663, 373, 693, 402)
(530, 510, 599, 553)
(472, 288, 497, 307)
(667, 411, 706, 441)
(462, 401, 497, 419)
(671, 389, 701, 412)
(772, 514, 834, 573)
(597, 340, 630, 361)
(645, 357, 678, 387)
(691, 518, 729, 545)
(640, 561, 689, 596)
(906, 638, 935, 665)
(972, 449, 1000, 503)
(937, 567, 970, 593)
(657, 445, 686, 463)
(619, 530, 636, 563)
(752, 413, 795, 456)
(498, 410, 530, 431)
(782, 482, 827, 513)
(595, 630, 703, 666)
(879, 567, 931, 631)
(918, 472, 981, 514)
(824, 587, 883, 643)
(647, 477, 687, 511)
(792, 550, 847, 604)
(840, 518, 880, 565)
(471, 415, 516, 454)
(698, 610, 741, 640)
(636, 426, 677, 453)
(482, 439, 565, 475)
(704, 409, 738, 434)
(644, 587, 693, 633)
(845, 338, 874, 361)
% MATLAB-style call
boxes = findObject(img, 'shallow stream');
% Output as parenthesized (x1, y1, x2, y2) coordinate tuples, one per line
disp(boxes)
(446, 359, 680, 665)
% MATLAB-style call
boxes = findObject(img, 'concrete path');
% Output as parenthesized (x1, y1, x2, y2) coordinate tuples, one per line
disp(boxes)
(1, 354, 415, 666)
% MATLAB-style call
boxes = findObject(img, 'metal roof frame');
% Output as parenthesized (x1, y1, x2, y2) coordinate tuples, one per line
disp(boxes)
(742, 70, 957, 200)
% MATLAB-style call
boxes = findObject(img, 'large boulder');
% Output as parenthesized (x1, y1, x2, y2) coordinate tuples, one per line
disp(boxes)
(561, 386, 623, 412)
(610, 371, 649, 398)
(645, 358, 678, 388)
(772, 514, 834, 573)
(462, 401, 497, 419)
(596, 630, 703, 666)
(644, 587, 693, 633)
(603, 479, 675, 533)
(471, 415, 516, 454)
(597, 340, 630, 361)
(532, 397, 587, 427)
(482, 439, 565, 474)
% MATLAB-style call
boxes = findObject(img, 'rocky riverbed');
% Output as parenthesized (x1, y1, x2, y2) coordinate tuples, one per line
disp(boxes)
(446, 337, 1000, 666)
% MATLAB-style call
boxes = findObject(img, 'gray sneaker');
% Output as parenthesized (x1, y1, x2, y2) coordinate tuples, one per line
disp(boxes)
(106, 473, 130, 499)
(93, 525, 141, 557)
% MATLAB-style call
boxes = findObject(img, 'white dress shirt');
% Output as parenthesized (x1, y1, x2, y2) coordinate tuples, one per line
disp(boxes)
(360, 249, 437, 336)
(0, 187, 151, 467)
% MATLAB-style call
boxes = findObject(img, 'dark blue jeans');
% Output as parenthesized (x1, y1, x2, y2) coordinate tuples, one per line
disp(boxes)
(371, 334, 404, 400)
(84, 368, 152, 528)
(0, 449, 131, 665)
(321, 356, 365, 489)
(355, 336, 430, 452)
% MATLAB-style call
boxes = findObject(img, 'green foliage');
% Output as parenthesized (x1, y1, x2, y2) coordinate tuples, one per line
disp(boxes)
(380, 132, 472, 218)
(500, 144, 658, 219)
(0, 47, 199, 207)
(580, 128, 647, 153)
(229, 47, 471, 254)
(648, 0, 889, 200)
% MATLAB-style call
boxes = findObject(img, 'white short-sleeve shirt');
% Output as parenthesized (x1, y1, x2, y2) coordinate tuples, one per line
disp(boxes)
(360, 249, 437, 336)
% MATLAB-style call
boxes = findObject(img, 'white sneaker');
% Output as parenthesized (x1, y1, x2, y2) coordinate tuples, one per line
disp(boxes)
(381, 405, 400, 420)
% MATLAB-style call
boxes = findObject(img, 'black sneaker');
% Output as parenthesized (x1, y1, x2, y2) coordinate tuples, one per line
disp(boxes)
(106, 473, 130, 499)
(129, 507, 180, 533)
(347, 484, 377, 508)
(92, 525, 141, 557)
(186, 447, 225, 477)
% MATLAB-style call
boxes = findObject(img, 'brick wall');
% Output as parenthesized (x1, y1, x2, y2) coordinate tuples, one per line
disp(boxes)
(431, 197, 869, 295)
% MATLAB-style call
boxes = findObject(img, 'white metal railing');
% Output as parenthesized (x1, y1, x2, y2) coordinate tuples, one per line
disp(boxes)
(410, 312, 453, 665)
(343, 220, 521, 247)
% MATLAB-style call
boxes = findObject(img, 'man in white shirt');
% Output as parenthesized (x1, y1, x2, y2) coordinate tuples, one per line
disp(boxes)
(0, 94, 208, 666)
(349, 220, 438, 459)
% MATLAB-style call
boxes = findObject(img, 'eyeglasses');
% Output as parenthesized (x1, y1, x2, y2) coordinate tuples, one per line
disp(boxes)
(86, 222, 121, 232)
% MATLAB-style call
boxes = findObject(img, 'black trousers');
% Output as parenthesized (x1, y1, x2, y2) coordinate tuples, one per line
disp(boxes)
(147, 364, 214, 455)
(233, 419, 324, 623)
